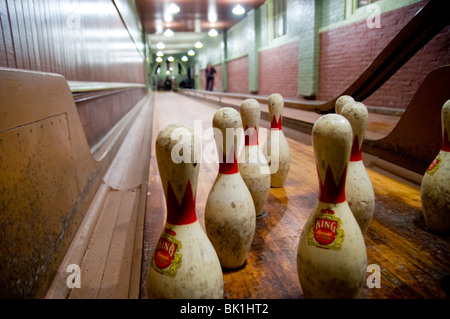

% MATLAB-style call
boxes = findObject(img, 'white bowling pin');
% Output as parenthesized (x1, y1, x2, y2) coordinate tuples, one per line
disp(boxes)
(147, 124, 223, 299)
(263, 93, 291, 188)
(238, 99, 271, 217)
(297, 114, 367, 299)
(341, 102, 375, 235)
(205, 107, 256, 269)
(335, 95, 355, 114)
(421, 99, 450, 233)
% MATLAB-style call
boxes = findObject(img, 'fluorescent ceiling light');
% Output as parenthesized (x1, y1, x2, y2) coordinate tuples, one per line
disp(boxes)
(187, 50, 195, 56)
(167, 3, 180, 14)
(155, 19, 163, 34)
(232, 4, 245, 15)
(164, 12, 173, 23)
(208, 4, 217, 24)
(194, 19, 201, 32)
(164, 29, 174, 37)
(194, 41, 203, 49)
(208, 28, 218, 37)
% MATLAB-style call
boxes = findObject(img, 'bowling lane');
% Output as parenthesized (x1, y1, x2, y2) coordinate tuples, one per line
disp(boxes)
(141, 91, 450, 299)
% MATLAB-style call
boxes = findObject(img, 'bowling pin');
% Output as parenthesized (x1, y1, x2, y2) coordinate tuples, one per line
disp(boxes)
(335, 95, 355, 114)
(297, 114, 367, 299)
(238, 98, 271, 217)
(205, 107, 256, 269)
(147, 124, 223, 299)
(421, 99, 450, 233)
(340, 102, 375, 235)
(263, 93, 291, 188)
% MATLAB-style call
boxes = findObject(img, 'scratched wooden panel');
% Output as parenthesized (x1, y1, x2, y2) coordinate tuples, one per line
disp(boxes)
(0, 0, 147, 147)
(76, 87, 146, 148)
(0, 0, 145, 84)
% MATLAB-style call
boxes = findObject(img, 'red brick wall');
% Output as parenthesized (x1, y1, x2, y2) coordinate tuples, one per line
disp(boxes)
(318, 1, 450, 109)
(200, 64, 223, 91)
(226, 56, 249, 93)
(258, 41, 299, 98)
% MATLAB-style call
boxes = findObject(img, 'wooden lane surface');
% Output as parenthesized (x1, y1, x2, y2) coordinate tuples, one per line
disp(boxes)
(193, 94, 401, 140)
(141, 91, 450, 299)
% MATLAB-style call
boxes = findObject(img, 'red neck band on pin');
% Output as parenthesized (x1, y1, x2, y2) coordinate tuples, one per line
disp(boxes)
(166, 180, 197, 225)
(244, 125, 259, 146)
(442, 129, 450, 152)
(318, 165, 347, 204)
(271, 115, 282, 130)
(219, 150, 239, 174)
(350, 135, 362, 161)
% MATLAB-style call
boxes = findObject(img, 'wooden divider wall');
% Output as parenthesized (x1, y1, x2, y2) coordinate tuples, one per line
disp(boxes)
(0, 0, 149, 298)
(75, 87, 147, 148)
(0, 0, 148, 148)
(0, 0, 145, 84)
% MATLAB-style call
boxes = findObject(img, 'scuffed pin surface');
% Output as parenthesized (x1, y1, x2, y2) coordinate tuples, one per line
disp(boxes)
(205, 107, 256, 269)
(341, 101, 375, 235)
(335, 95, 355, 115)
(238, 98, 271, 217)
(421, 99, 450, 233)
(264, 93, 291, 188)
(147, 124, 223, 299)
(297, 114, 367, 299)
(147, 223, 224, 298)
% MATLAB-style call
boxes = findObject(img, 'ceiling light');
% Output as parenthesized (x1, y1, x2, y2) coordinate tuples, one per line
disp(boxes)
(194, 19, 201, 32)
(208, 28, 218, 37)
(187, 50, 195, 56)
(164, 29, 174, 37)
(168, 56, 174, 62)
(208, 6, 217, 24)
(155, 19, 163, 34)
(167, 3, 180, 14)
(232, 4, 245, 15)
(156, 57, 163, 63)
(164, 12, 173, 23)
(181, 56, 188, 62)
(156, 51, 164, 57)
(194, 41, 203, 49)
(156, 42, 165, 49)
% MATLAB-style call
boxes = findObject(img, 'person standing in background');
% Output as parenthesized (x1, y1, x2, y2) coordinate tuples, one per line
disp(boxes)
(205, 63, 216, 91)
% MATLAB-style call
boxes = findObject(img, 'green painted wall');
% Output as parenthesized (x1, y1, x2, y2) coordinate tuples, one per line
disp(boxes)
(149, 54, 193, 90)
(195, 32, 224, 89)
(288, 0, 320, 98)
(197, 0, 320, 97)
(192, 0, 422, 97)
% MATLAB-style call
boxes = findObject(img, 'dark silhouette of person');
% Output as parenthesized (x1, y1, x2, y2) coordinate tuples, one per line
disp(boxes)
(164, 76, 172, 91)
(205, 63, 216, 91)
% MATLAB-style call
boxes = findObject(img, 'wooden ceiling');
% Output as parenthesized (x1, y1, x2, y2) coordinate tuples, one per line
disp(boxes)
(135, 0, 266, 34)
